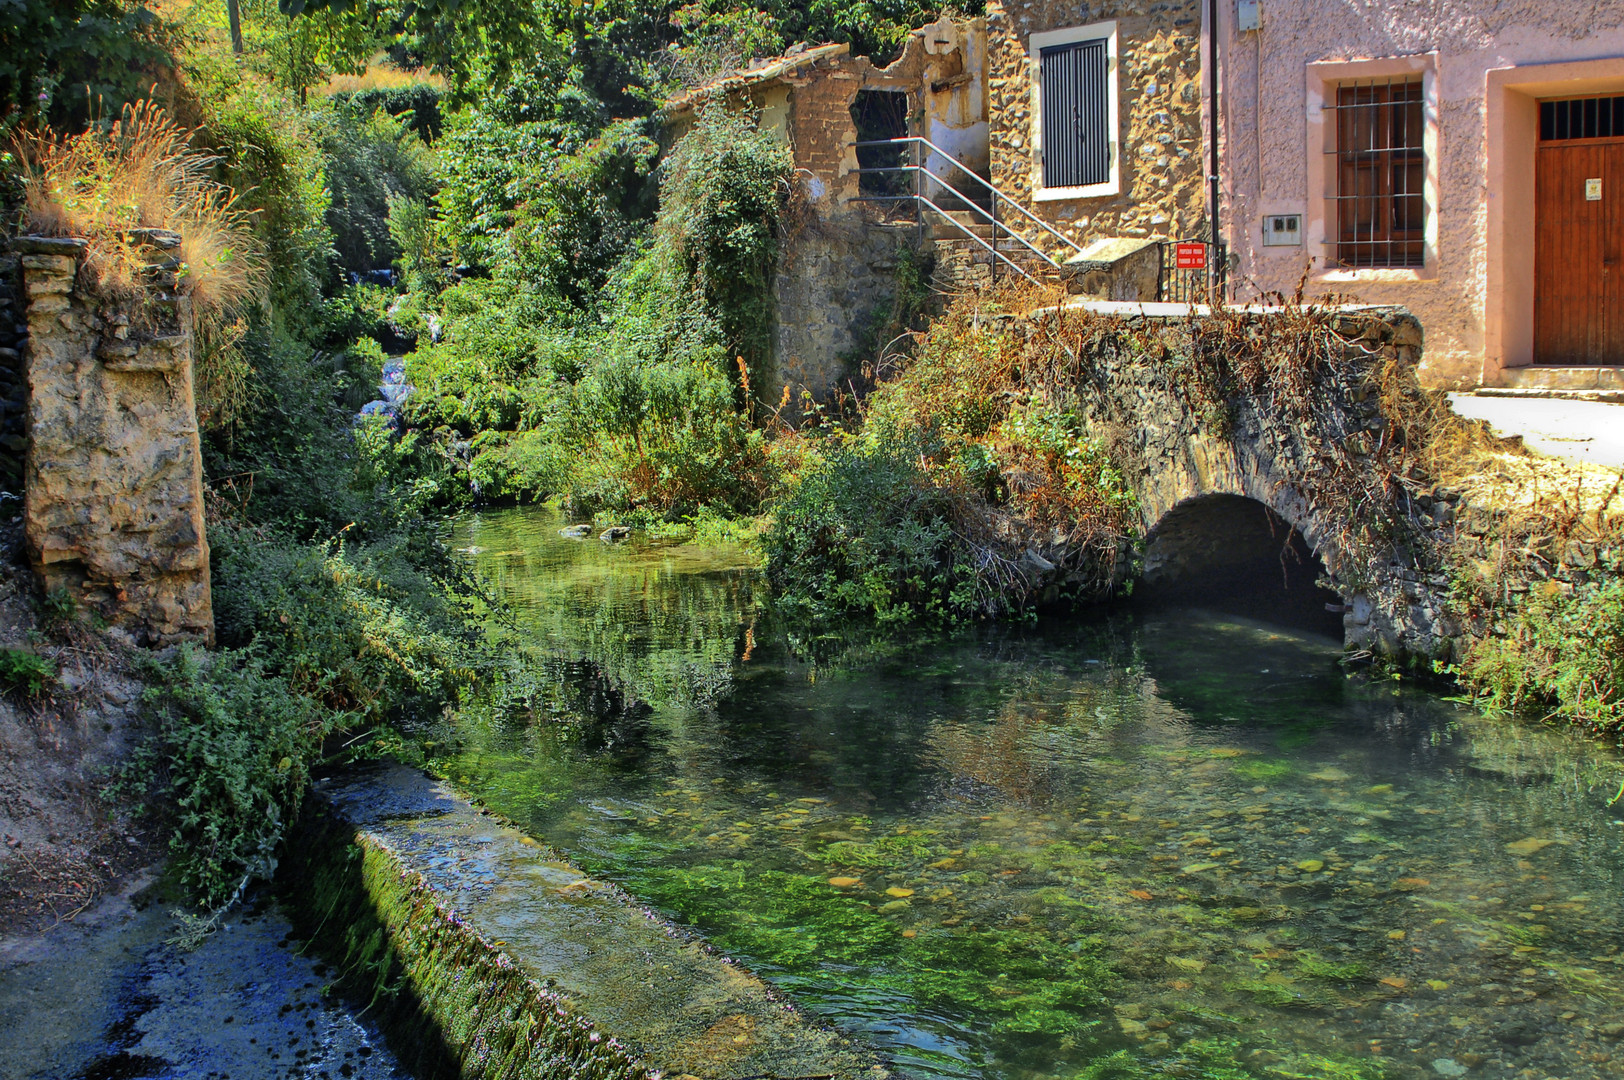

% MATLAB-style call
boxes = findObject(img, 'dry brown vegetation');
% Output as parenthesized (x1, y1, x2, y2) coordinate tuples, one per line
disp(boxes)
(10, 100, 266, 426)
(321, 63, 447, 95)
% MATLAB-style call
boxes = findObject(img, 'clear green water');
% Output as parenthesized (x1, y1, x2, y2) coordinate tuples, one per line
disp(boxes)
(444, 507, 1624, 1080)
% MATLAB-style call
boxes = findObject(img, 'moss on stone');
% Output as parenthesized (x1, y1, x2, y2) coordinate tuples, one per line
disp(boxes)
(282, 807, 651, 1080)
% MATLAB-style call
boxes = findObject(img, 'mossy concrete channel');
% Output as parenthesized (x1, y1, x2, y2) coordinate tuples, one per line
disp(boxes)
(286, 761, 891, 1080)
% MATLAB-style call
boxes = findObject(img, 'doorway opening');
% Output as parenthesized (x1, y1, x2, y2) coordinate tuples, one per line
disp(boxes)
(852, 89, 911, 198)
(1134, 495, 1344, 638)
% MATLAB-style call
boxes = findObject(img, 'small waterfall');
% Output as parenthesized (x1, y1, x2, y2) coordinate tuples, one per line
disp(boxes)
(358, 356, 411, 423)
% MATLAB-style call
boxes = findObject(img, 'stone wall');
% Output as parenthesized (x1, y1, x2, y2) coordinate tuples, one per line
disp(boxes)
(19, 234, 212, 646)
(986, 0, 1207, 254)
(774, 221, 924, 397)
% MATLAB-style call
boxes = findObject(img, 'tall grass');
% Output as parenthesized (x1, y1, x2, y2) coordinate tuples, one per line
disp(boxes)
(10, 100, 267, 427)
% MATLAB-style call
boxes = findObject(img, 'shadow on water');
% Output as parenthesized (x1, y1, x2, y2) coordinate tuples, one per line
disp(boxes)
(438, 506, 1624, 1080)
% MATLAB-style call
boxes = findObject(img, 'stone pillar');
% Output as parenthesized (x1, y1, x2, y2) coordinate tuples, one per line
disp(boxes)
(18, 234, 213, 646)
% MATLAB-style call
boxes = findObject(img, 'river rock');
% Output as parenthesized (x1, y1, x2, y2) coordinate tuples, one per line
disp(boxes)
(558, 524, 592, 539)
(599, 526, 631, 543)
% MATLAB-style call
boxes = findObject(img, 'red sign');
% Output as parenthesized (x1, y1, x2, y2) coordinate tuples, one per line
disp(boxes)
(1174, 242, 1207, 271)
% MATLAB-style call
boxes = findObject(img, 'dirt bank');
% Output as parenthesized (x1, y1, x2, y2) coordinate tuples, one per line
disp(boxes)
(0, 520, 163, 937)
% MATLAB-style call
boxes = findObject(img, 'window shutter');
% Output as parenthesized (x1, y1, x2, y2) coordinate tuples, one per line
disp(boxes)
(1040, 39, 1110, 188)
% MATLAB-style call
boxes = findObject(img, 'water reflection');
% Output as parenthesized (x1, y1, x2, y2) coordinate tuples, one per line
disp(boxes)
(446, 508, 1624, 1080)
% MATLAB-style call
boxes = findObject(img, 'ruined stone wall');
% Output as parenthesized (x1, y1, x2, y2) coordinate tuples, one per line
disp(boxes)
(985, 0, 1207, 253)
(0, 253, 26, 494)
(19, 235, 212, 646)
(774, 221, 923, 397)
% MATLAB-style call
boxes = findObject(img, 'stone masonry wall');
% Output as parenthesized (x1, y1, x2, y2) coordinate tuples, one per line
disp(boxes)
(20, 234, 212, 646)
(986, 0, 1207, 254)
(775, 221, 924, 398)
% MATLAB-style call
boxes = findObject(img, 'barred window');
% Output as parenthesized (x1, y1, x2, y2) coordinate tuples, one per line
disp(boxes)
(1329, 78, 1425, 268)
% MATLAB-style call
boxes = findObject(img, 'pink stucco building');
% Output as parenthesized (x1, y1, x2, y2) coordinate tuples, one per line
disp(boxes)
(1216, 1, 1624, 388)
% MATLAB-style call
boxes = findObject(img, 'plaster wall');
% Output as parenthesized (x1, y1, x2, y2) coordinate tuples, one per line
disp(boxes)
(985, 0, 1208, 256)
(1217, 1, 1624, 388)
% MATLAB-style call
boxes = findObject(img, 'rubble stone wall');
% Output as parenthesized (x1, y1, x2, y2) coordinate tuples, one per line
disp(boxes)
(19, 235, 212, 646)
(774, 221, 924, 398)
(986, 0, 1207, 254)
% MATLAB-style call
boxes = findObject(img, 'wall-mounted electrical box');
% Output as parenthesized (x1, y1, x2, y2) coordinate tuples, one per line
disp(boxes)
(1262, 213, 1301, 247)
(1238, 0, 1262, 32)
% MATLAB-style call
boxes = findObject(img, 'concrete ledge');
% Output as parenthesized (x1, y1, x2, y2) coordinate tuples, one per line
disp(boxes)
(286, 763, 889, 1080)
(1473, 387, 1624, 403)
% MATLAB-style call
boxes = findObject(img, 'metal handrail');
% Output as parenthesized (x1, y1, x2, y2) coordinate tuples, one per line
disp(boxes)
(858, 192, 1041, 286)
(853, 164, 1060, 270)
(853, 136, 1088, 258)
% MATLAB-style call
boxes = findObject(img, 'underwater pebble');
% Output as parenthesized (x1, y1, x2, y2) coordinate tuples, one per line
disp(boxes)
(1432, 1059, 1468, 1077)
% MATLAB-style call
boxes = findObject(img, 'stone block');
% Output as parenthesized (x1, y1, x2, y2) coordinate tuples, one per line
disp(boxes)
(20, 254, 75, 275)
(1061, 237, 1162, 300)
(14, 236, 87, 257)
(25, 275, 71, 297)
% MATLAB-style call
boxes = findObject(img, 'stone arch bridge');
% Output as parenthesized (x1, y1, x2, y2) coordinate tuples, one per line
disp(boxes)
(1019, 301, 1453, 660)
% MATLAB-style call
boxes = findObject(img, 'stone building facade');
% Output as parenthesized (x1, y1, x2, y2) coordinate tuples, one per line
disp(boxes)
(984, 0, 1209, 255)
(663, 24, 988, 398)
(19, 234, 212, 646)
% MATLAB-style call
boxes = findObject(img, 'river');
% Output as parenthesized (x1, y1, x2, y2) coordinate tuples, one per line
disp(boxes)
(442, 506, 1624, 1080)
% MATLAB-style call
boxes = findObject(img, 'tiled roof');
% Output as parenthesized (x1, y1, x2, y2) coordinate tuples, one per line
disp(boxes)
(661, 42, 850, 116)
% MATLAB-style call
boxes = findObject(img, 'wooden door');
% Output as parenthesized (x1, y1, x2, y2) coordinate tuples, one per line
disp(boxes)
(1534, 139, 1624, 364)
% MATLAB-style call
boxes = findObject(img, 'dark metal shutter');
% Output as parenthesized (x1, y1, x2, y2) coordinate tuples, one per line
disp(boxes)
(1040, 38, 1110, 188)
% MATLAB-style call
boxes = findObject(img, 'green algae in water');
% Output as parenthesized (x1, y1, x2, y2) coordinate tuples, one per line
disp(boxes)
(443, 507, 1624, 1080)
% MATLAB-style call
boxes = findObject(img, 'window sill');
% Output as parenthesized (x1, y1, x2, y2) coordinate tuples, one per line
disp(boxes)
(1315, 266, 1437, 284)
(1033, 181, 1120, 202)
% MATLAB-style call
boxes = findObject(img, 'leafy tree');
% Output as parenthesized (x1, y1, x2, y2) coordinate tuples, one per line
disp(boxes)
(0, 0, 173, 126)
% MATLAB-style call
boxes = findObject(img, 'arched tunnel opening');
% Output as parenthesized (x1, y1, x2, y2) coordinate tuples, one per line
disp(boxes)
(1133, 495, 1345, 638)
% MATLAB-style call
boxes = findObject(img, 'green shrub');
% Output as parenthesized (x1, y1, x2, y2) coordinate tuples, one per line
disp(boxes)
(763, 433, 971, 625)
(191, 75, 333, 332)
(0, 647, 55, 697)
(318, 102, 439, 277)
(655, 104, 793, 396)
(1457, 571, 1624, 733)
(326, 83, 444, 141)
(136, 646, 334, 907)
(210, 522, 474, 722)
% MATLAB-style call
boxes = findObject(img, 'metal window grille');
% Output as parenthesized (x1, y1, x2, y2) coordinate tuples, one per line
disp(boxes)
(1539, 96, 1624, 141)
(1040, 39, 1110, 189)
(1328, 77, 1425, 268)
